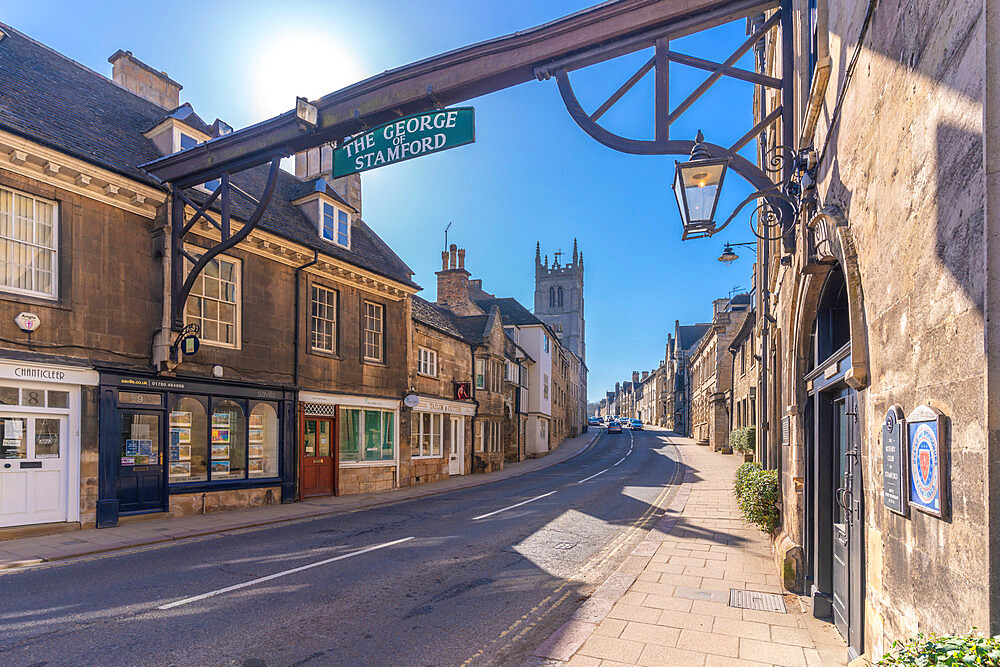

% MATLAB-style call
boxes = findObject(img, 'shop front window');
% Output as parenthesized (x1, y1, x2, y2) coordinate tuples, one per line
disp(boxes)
(411, 412, 442, 458)
(340, 408, 394, 462)
(170, 397, 208, 482)
(34, 418, 60, 458)
(249, 403, 279, 478)
(211, 400, 245, 479)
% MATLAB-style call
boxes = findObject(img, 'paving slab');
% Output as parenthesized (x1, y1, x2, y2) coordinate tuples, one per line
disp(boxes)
(537, 430, 850, 667)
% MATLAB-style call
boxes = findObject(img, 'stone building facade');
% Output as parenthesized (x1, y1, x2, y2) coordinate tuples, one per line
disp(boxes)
(746, 0, 997, 661)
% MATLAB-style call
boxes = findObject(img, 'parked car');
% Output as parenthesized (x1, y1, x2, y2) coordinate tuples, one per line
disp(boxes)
(631, 419, 644, 430)
(608, 421, 622, 434)
(588, 416, 602, 426)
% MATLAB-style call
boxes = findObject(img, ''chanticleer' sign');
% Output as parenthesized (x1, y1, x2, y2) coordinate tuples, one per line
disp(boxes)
(333, 107, 475, 177)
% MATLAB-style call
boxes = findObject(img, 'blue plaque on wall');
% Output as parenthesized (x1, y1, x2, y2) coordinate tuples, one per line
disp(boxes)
(907, 405, 947, 518)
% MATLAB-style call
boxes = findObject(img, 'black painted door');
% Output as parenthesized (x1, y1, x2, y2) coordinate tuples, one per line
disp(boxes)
(832, 390, 863, 655)
(116, 411, 165, 513)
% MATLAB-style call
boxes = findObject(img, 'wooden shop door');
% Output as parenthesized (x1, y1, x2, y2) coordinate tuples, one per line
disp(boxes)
(300, 416, 336, 498)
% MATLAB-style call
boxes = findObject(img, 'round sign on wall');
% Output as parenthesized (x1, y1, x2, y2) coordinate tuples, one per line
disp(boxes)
(403, 394, 421, 408)
(15, 312, 40, 332)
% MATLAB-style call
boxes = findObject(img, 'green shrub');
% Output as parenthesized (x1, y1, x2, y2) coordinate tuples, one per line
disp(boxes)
(730, 427, 756, 453)
(734, 462, 761, 499)
(877, 631, 1000, 666)
(736, 466, 780, 533)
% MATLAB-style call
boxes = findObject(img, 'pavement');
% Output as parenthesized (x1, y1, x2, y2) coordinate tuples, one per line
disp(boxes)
(0, 425, 680, 666)
(532, 431, 850, 667)
(0, 428, 601, 570)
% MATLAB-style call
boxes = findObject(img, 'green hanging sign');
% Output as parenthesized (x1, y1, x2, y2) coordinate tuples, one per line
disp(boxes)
(332, 107, 475, 178)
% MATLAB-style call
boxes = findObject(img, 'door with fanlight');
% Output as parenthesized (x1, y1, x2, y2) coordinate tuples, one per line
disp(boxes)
(449, 416, 464, 476)
(301, 416, 336, 497)
(0, 414, 69, 527)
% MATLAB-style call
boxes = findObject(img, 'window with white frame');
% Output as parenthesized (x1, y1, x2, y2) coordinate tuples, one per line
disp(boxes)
(363, 301, 384, 362)
(543, 334, 549, 353)
(185, 253, 239, 347)
(543, 374, 549, 400)
(321, 201, 350, 248)
(475, 420, 483, 452)
(411, 412, 443, 458)
(310, 284, 338, 353)
(475, 358, 485, 389)
(0, 186, 58, 299)
(491, 422, 502, 452)
(418, 347, 438, 377)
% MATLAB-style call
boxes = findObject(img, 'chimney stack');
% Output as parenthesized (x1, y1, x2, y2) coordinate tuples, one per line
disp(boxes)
(632, 371, 641, 384)
(642, 371, 649, 382)
(108, 50, 181, 109)
(436, 244, 481, 316)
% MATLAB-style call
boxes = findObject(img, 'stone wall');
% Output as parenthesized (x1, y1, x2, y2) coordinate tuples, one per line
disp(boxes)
(169, 486, 281, 517)
(766, 0, 990, 657)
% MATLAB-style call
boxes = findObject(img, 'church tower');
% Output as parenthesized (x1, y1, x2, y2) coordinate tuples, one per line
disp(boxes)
(534, 239, 585, 362)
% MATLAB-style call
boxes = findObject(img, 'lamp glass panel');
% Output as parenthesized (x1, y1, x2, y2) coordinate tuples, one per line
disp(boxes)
(672, 169, 689, 226)
(679, 161, 725, 222)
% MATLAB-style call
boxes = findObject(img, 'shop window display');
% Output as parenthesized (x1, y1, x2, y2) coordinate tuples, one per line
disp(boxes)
(169, 398, 208, 482)
(249, 403, 278, 478)
(211, 400, 245, 479)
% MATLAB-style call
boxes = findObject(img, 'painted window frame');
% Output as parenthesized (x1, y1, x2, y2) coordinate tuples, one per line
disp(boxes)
(362, 300, 385, 363)
(320, 200, 351, 249)
(411, 411, 443, 458)
(310, 284, 339, 354)
(475, 358, 485, 389)
(183, 250, 241, 349)
(0, 185, 59, 300)
(339, 407, 395, 463)
(418, 347, 438, 378)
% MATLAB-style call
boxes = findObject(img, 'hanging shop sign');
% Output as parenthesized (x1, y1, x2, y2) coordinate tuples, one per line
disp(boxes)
(332, 107, 475, 178)
(906, 404, 948, 518)
(881, 405, 907, 516)
(403, 393, 421, 408)
(454, 382, 471, 401)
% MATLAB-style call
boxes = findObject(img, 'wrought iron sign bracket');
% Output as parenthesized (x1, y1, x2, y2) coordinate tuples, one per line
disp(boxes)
(169, 156, 282, 331)
(536, 4, 801, 240)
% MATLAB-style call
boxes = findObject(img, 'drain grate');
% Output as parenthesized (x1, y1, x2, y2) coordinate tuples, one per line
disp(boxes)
(729, 589, 787, 613)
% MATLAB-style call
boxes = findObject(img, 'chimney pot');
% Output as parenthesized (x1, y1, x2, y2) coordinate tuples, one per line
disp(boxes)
(441, 251, 449, 271)
(458, 248, 466, 270)
(449, 244, 458, 269)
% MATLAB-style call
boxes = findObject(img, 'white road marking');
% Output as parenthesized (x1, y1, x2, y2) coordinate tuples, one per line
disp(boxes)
(577, 468, 610, 483)
(613, 456, 627, 467)
(157, 536, 415, 610)
(472, 491, 558, 520)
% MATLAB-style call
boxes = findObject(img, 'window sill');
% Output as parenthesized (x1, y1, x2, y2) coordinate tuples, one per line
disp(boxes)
(340, 460, 395, 467)
(309, 348, 341, 361)
(363, 359, 387, 367)
(0, 290, 68, 311)
(416, 372, 438, 379)
(412, 455, 445, 460)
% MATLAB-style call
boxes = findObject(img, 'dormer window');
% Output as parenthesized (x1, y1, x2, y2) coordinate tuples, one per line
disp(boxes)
(321, 202, 350, 248)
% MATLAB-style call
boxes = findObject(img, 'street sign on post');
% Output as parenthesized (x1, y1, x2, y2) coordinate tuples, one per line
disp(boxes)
(333, 107, 475, 178)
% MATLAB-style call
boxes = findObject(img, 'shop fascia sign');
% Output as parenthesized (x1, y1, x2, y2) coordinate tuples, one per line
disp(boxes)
(332, 107, 475, 178)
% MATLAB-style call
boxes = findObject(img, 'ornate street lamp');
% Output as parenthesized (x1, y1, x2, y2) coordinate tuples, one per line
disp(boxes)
(672, 131, 814, 241)
(717, 241, 757, 265)
(673, 131, 729, 240)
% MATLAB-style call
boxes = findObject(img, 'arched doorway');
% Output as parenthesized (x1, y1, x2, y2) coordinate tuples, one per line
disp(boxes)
(802, 263, 864, 657)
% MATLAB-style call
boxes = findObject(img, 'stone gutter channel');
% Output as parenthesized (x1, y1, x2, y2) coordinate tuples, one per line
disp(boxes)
(0, 429, 603, 571)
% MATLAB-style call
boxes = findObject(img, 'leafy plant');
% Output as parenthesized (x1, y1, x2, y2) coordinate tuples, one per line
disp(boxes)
(877, 631, 1000, 666)
(730, 427, 756, 453)
(734, 461, 761, 498)
(736, 465, 780, 533)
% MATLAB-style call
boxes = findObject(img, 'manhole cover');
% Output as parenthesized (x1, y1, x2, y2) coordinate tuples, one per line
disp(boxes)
(729, 589, 787, 613)
(554, 542, 577, 550)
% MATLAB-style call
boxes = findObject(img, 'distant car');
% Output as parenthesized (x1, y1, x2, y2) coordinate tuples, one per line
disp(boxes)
(631, 419, 644, 430)
(588, 416, 602, 426)
(620, 419, 630, 429)
(608, 421, 622, 434)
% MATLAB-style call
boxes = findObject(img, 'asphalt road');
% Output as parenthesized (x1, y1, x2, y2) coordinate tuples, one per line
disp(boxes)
(0, 427, 680, 666)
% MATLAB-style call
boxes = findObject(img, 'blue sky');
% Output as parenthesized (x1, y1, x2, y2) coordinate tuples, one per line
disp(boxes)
(8, 1, 761, 401)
